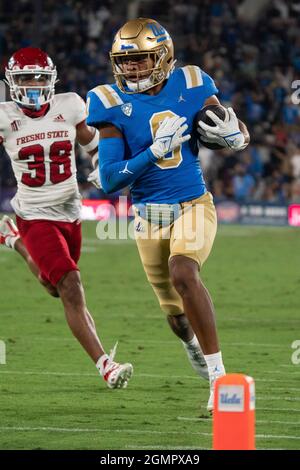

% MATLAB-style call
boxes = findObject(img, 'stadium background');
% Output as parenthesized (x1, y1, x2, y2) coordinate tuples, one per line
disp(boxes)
(0, 0, 300, 452)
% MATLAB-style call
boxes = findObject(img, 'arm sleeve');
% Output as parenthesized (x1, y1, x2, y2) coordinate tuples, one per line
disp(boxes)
(99, 137, 157, 194)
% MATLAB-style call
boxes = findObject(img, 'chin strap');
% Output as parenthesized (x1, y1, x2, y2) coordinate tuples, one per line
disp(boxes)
(126, 76, 153, 92)
(125, 62, 176, 93)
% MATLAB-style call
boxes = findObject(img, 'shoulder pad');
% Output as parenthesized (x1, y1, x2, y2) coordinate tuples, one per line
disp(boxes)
(90, 84, 124, 109)
(181, 66, 204, 89)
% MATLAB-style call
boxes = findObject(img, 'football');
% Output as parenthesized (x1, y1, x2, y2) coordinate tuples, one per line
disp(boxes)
(190, 104, 227, 152)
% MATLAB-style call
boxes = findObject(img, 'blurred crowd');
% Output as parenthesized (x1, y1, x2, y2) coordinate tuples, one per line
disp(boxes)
(1, 0, 300, 206)
(169, 0, 300, 204)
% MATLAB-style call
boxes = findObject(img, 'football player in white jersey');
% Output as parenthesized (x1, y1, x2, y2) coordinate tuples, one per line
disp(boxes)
(0, 47, 133, 389)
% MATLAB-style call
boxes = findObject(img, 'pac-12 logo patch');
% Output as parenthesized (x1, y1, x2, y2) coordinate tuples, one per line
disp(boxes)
(121, 103, 133, 117)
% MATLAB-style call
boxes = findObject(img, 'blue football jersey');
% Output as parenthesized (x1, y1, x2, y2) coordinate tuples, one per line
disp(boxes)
(86, 66, 218, 204)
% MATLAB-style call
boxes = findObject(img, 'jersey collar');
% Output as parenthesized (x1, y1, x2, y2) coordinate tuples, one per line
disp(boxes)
(18, 103, 50, 119)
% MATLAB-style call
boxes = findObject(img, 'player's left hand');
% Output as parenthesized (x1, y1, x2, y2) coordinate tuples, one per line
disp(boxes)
(198, 107, 247, 150)
(87, 168, 102, 189)
(150, 115, 191, 159)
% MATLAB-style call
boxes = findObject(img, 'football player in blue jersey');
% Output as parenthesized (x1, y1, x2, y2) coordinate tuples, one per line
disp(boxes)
(86, 18, 250, 411)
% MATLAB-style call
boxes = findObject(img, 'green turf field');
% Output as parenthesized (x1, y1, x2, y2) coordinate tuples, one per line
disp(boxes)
(0, 222, 299, 450)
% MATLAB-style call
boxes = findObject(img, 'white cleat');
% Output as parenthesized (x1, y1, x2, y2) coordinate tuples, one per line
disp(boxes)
(0, 215, 20, 249)
(207, 389, 214, 413)
(101, 342, 133, 389)
(183, 342, 209, 380)
(207, 366, 226, 413)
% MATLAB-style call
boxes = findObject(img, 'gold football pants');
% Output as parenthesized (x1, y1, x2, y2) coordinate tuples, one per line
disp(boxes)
(134, 192, 217, 316)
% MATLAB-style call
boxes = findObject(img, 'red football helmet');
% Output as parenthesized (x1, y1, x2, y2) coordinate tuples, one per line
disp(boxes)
(5, 47, 57, 108)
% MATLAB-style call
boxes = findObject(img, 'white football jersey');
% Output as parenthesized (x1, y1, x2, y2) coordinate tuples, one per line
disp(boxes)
(0, 92, 86, 221)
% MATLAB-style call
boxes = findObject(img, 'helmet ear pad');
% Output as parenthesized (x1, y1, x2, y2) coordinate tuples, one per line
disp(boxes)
(110, 18, 175, 93)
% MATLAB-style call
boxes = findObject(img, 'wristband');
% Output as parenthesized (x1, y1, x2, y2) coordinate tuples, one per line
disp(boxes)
(80, 129, 99, 153)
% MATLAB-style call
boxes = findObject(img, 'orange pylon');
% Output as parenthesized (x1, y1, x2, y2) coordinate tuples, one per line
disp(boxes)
(213, 374, 255, 450)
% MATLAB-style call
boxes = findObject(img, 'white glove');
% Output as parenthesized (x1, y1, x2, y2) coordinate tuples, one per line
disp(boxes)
(198, 107, 247, 150)
(197, 127, 226, 147)
(150, 115, 191, 159)
(87, 168, 102, 189)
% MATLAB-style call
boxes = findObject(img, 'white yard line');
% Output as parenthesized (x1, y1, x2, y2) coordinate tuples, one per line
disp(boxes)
(177, 417, 211, 422)
(129, 444, 292, 450)
(257, 397, 300, 402)
(137, 372, 300, 380)
(0, 426, 211, 437)
(264, 387, 300, 393)
(256, 434, 300, 440)
(30, 337, 300, 351)
(258, 370, 300, 376)
(115, 339, 297, 350)
(220, 317, 300, 325)
(0, 370, 299, 385)
(0, 370, 95, 377)
(177, 417, 300, 426)
(255, 379, 299, 383)
(257, 420, 300, 426)
(199, 405, 300, 413)
(0, 426, 299, 441)
(224, 342, 293, 350)
(251, 407, 300, 413)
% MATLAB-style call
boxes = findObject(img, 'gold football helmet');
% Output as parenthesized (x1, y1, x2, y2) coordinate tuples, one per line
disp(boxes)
(110, 18, 175, 94)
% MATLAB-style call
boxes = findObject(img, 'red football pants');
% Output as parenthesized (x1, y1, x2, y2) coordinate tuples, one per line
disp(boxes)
(16, 216, 82, 286)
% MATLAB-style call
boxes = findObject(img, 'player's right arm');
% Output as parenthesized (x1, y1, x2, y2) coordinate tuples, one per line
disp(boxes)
(98, 123, 156, 193)
(86, 89, 190, 193)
